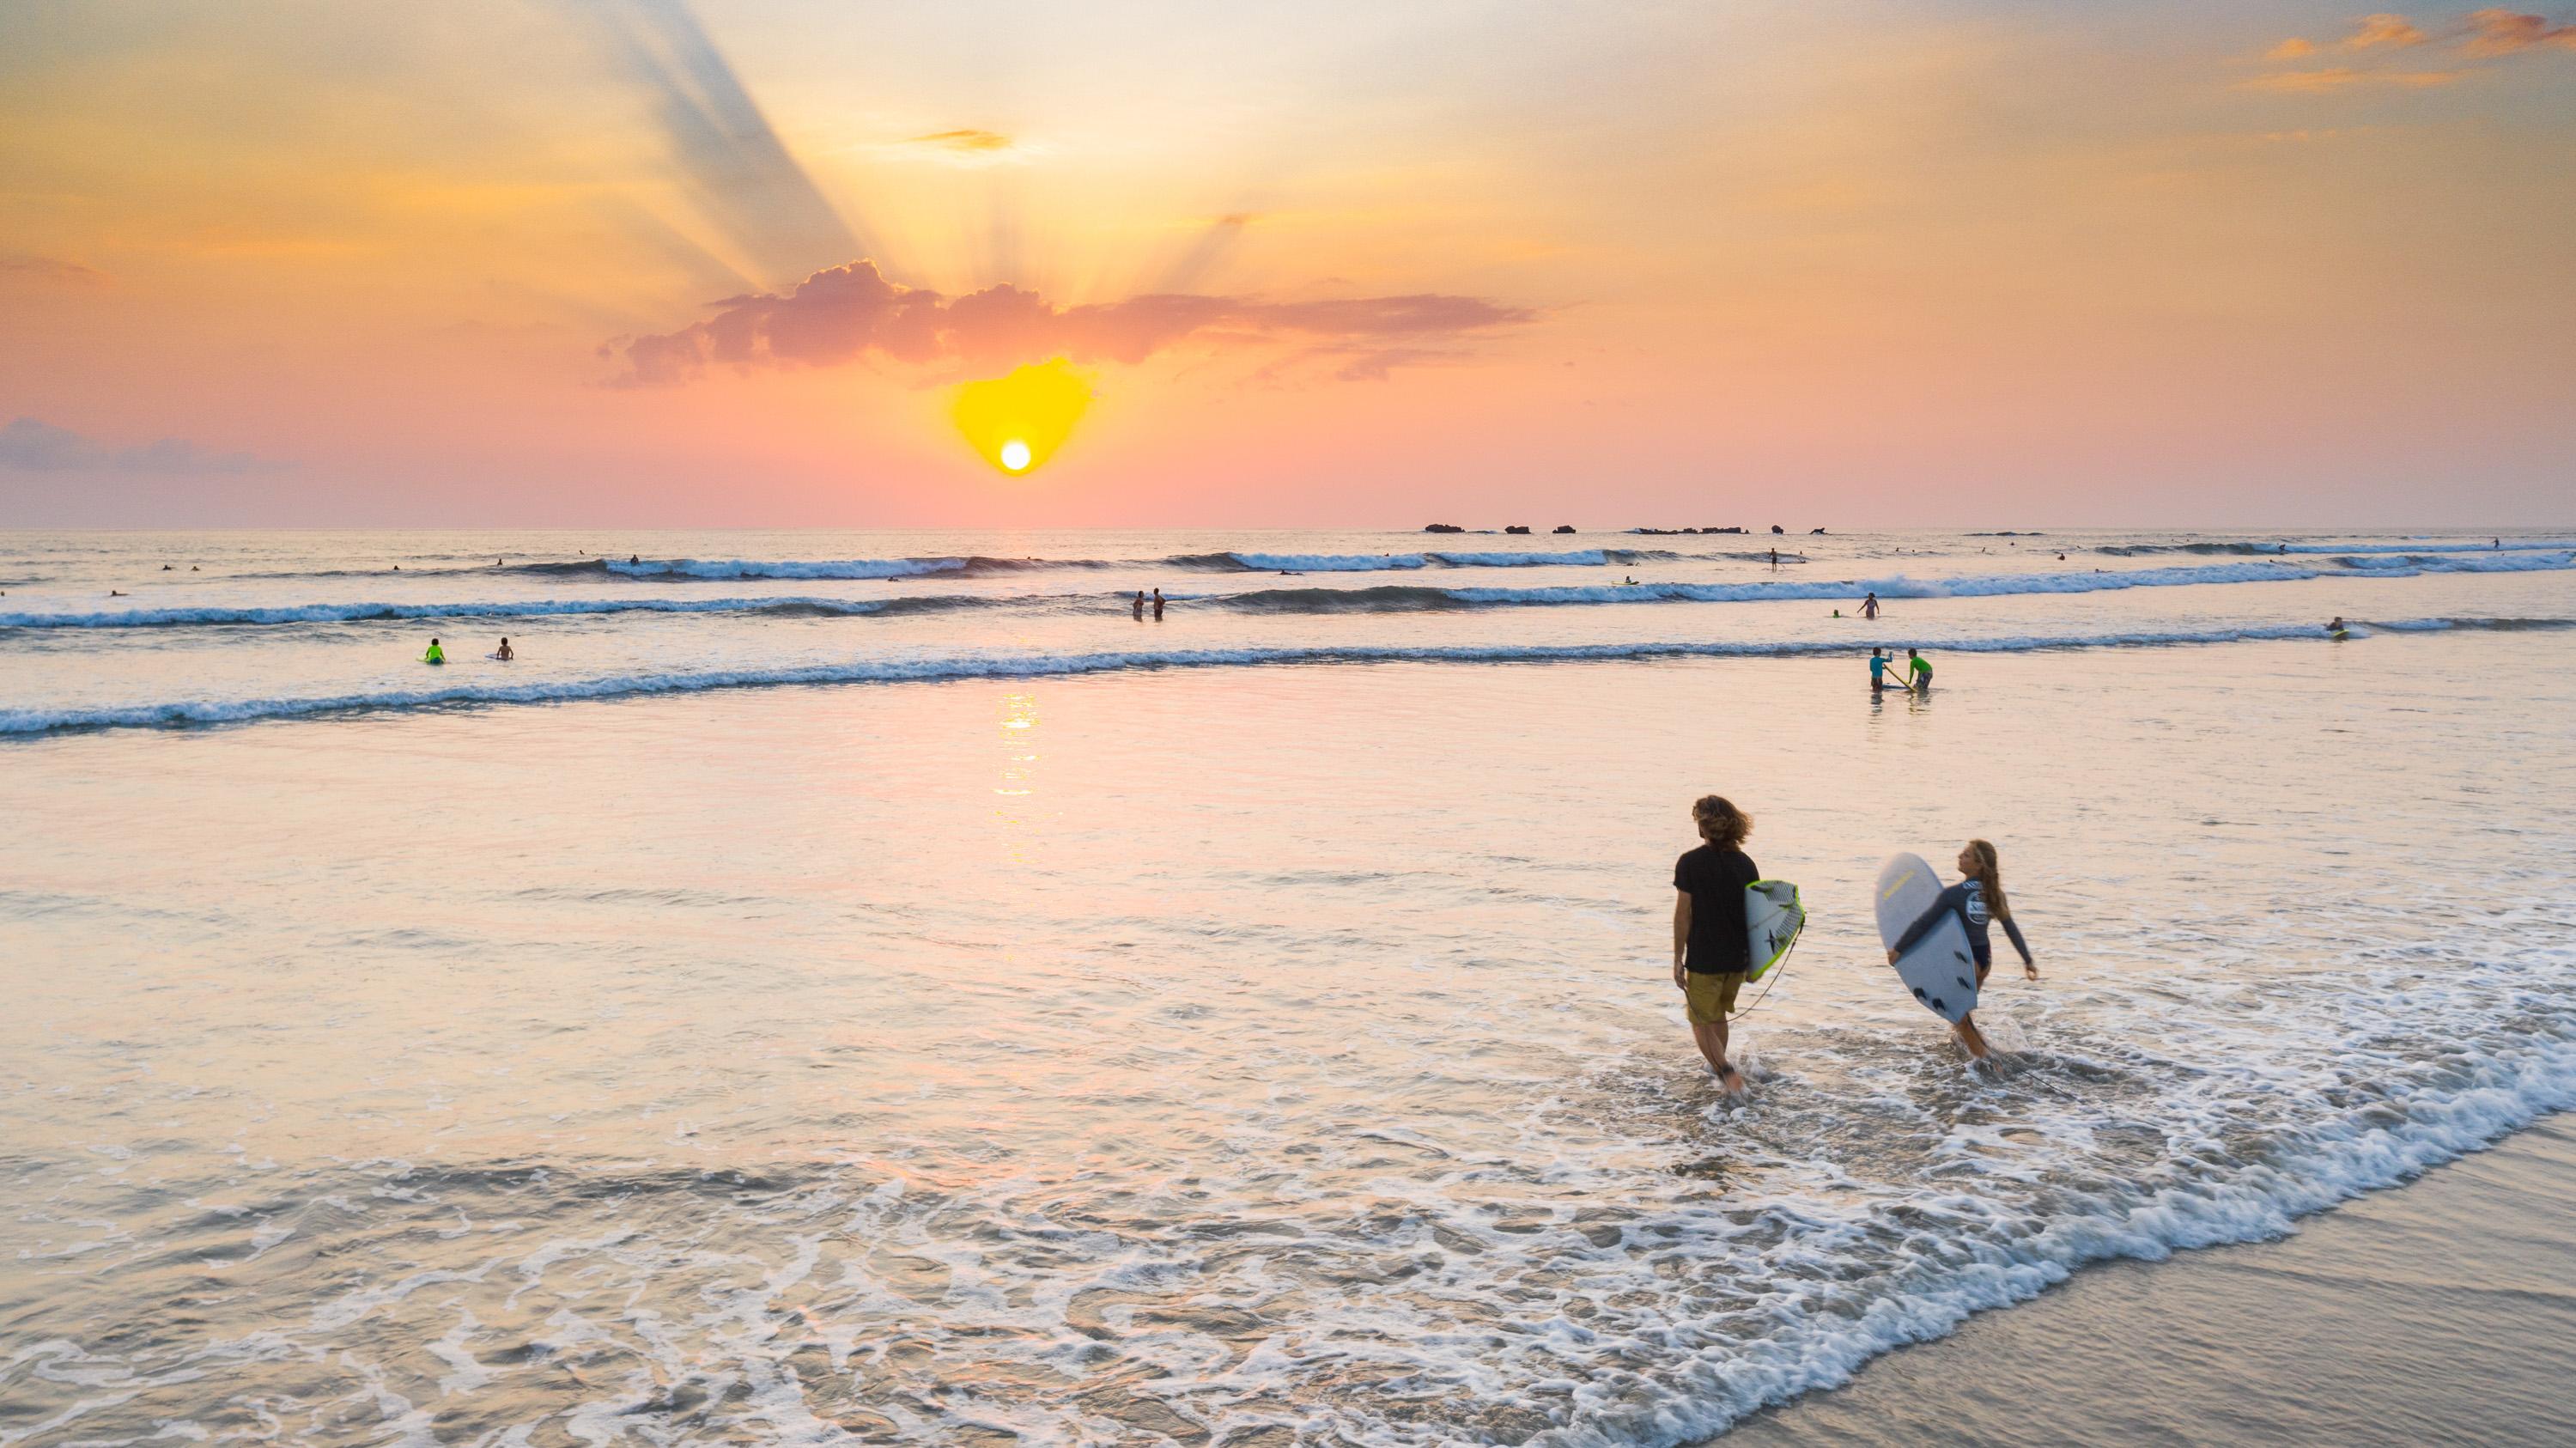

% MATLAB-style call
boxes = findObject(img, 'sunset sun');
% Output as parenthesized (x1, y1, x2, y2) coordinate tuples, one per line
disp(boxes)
(952, 359, 1091, 477)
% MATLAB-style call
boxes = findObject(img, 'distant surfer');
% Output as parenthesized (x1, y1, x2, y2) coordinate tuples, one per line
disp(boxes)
(1905, 648, 1932, 694)
(1768, 547, 1779, 567)
(1860, 592, 1882, 620)
(2327, 616, 2349, 640)
(1672, 794, 1760, 1095)
(108, 589, 126, 597)
(1886, 839, 2036, 1061)
(422, 637, 446, 665)
(493, 637, 514, 660)
(1868, 648, 1896, 692)
(630, 554, 641, 565)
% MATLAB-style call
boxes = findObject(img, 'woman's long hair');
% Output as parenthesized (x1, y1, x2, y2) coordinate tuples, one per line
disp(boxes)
(1692, 795, 1752, 847)
(1966, 838, 2010, 920)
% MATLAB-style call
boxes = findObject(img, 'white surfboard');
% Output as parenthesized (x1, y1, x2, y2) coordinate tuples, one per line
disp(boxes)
(1745, 880, 1803, 981)
(1876, 853, 1978, 1022)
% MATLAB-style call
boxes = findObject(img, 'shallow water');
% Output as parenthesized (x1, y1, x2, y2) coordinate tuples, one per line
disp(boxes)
(3, 528, 2573, 1445)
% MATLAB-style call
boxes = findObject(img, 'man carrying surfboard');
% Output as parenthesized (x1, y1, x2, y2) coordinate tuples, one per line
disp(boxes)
(1673, 795, 1759, 1093)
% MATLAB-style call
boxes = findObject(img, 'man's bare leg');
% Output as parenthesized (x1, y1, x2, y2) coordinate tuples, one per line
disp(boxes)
(1691, 1019, 1743, 1092)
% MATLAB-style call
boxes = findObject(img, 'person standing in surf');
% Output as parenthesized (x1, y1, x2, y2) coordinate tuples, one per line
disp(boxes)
(1861, 592, 1882, 620)
(1673, 795, 1760, 1093)
(1887, 839, 2036, 1060)
(1868, 648, 1896, 693)
(1905, 648, 1932, 694)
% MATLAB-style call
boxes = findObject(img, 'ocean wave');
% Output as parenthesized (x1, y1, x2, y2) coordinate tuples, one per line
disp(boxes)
(1194, 548, 1656, 571)
(1199, 553, 2576, 612)
(0, 593, 1061, 630)
(1600, 1015, 2576, 1444)
(11, 617, 2555, 737)
(0, 596, 917, 629)
(2098, 538, 2575, 557)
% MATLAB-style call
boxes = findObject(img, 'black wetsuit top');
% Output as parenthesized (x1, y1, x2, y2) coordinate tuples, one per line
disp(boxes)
(1674, 843, 1759, 973)
(1892, 879, 2031, 973)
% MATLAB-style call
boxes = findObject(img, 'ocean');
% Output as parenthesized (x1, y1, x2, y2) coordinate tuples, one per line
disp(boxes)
(3, 526, 2573, 1445)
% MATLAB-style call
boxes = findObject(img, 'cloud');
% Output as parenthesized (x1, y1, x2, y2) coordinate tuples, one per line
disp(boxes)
(561, 0, 866, 283)
(603, 259, 1534, 386)
(2464, 8, 2576, 54)
(2240, 64, 2459, 91)
(0, 418, 286, 475)
(910, 129, 1013, 152)
(2345, 14, 2429, 48)
(0, 256, 108, 287)
(2247, 7, 2576, 88)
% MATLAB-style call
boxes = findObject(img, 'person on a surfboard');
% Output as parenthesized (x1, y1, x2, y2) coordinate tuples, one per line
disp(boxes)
(1673, 795, 1759, 1094)
(1887, 839, 2035, 1060)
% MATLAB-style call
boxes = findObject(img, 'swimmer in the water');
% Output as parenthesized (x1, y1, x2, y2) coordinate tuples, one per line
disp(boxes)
(1132, 590, 1145, 619)
(422, 637, 446, 664)
(2327, 616, 2349, 638)
(1151, 588, 1165, 621)
(109, 589, 126, 597)
(1860, 591, 1882, 620)
(495, 636, 514, 660)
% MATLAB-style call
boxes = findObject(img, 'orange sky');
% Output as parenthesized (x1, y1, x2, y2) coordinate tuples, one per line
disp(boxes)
(2, 1, 2572, 526)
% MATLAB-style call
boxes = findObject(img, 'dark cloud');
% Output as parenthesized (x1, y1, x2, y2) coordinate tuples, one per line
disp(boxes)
(563, 0, 867, 284)
(604, 260, 1534, 386)
(0, 417, 283, 475)
(1, 255, 108, 286)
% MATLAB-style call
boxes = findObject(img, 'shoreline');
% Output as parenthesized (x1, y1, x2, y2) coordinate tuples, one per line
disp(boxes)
(1715, 1113, 2576, 1445)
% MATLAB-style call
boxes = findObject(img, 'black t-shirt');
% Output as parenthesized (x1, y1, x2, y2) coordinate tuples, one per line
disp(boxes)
(1674, 843, 1759, 972)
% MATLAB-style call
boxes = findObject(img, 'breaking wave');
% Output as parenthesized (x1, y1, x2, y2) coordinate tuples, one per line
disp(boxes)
(10, 617, 2560, 737)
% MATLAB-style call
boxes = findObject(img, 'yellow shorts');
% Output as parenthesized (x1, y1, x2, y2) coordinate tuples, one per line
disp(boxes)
(1685, 970, 1746, 1024)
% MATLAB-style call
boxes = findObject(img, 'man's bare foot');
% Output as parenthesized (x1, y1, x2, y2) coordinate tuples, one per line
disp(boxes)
(1716, 1064, 1747, 1096)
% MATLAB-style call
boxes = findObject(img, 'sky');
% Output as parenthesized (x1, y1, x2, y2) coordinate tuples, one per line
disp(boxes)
(2, 0, 2572, 527)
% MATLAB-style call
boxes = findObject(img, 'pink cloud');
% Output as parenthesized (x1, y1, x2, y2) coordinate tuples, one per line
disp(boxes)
(604, 260, 1534, 386)
(2464, 8, 2576, 54)
(2345, 14, 2429, 48)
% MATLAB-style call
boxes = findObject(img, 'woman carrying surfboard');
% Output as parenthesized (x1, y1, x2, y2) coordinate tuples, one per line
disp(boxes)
(1673, 795, 1759, 1093)
(1886, 839, 2036, 1061)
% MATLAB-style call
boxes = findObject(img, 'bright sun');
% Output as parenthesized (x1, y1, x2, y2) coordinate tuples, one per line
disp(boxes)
(952, 358, 1092, 476)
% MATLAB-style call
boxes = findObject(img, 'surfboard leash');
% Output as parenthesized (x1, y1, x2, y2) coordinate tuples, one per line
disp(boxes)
(1728, 934, 1799, 1022)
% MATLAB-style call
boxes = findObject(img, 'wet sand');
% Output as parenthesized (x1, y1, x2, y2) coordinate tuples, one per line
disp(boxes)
(1722, 1114, 2576, 1445)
